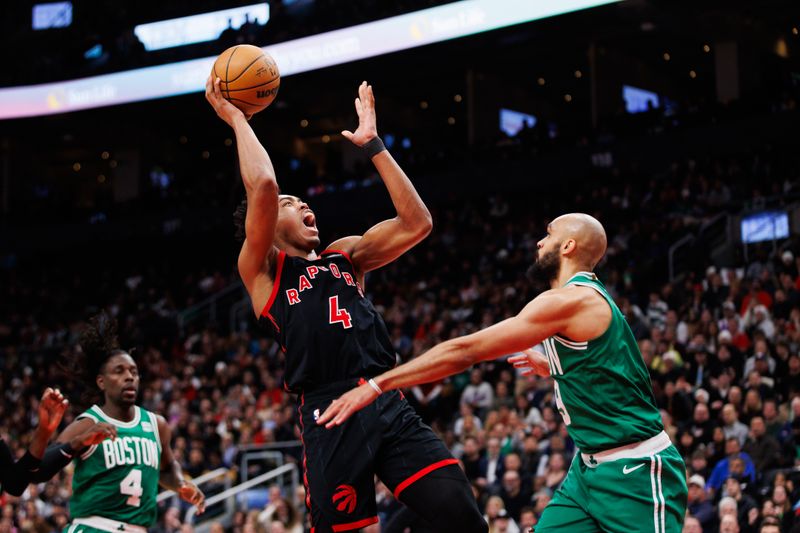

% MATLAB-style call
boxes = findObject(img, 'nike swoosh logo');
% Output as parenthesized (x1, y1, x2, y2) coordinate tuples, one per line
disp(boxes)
(623, 463, 645, 474)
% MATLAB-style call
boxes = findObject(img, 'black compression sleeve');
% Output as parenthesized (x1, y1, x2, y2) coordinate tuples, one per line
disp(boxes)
(0, 439, 43, 496)
(28, 443, 78, 483)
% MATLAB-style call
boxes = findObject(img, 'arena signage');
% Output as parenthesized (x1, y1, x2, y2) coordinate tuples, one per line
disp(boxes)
(0, 0, 620, 119)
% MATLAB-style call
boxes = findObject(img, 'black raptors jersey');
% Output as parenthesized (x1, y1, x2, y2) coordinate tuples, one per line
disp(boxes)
(258, 249, 396, 393)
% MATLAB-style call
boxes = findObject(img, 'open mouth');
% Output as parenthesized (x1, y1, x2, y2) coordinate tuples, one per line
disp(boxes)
(302, 211, 316, 228)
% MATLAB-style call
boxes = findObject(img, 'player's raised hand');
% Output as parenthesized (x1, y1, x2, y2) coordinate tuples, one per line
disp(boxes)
(316, 382, 379, 429)
(204, 75, 252, 126)
(178, 481, 206, 514)
(341, 81, 378, 147)
(70, 422, 117, 449)
(508, 348, 550, 377)
(37, 388, 69, 435)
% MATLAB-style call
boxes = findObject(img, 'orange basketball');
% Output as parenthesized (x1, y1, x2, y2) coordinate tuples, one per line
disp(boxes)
(212, 45, 280, 116)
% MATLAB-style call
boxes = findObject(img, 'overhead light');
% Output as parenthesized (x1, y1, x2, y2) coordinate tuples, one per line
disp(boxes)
(454, 94, 462, 102)
(300, 119, 308, 127)
(109, 160, 118, 168)
(72, 162, 81, 172)
(574, 70, 582, 79)
(663, 52, 671, 61)
(537, 77, 546, 86)
(447, 117, 456, 125)
(322, 134, 331, 143)
(564, 94, 573, 102)
(101, 151, 110, 159)
(689, 70, 697, 79)
(703, 44, 711, 53)
(420, 101, 428, 109)
(97, 174, 106, 183)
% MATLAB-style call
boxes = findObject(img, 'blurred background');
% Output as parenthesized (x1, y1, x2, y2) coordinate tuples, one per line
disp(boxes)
(0, 1, 799, 532)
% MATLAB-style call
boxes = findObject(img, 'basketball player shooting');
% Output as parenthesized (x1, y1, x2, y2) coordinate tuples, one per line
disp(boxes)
(205, 77, 487, 533)
(319, 213, 689, 533)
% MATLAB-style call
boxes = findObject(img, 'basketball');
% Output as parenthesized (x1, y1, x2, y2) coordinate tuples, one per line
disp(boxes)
(212, 44, 280, 116)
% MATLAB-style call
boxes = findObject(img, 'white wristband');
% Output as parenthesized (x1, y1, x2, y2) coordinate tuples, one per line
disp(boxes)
(367, 378, 383, 395)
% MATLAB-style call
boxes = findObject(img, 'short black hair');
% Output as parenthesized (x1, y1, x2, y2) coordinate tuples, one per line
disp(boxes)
(62, 314, 127, 408)
(233, 197, 247, 243)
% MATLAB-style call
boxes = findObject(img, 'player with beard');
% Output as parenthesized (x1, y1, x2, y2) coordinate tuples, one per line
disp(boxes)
(319, 213, 689, 533)
(205, 78, 486, 533)
(45, 316, 205, 533)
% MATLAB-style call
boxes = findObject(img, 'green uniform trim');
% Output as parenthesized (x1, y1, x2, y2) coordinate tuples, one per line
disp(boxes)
(535, 272, 688, 532)
(536, 445, 688, 532)
(544, 272, 663, 454)
(69, 405, 162, 527)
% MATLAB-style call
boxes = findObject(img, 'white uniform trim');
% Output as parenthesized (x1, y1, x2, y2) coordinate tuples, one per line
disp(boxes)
(80, 444, 98, 461)
(553, 335, 588, 350)
(92, 405, 141, 428)
(564, 271, 597, 285)
(568, 280, 607, 298)
(650, 455, 659, 533)
(148, 411, 162, 454)
(75, 413, 100, 461)
(649, 454, 666, 533)
(580, 430, 671, 466)
(72, 516, 146, 533)
(656, 454, 666, 533)
(542, 338, 564, 375)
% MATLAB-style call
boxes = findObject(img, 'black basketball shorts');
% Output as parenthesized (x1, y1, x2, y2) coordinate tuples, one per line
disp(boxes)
(297, 380, 458, 533)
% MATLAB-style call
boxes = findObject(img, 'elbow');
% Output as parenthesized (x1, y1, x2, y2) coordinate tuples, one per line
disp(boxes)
(412, 211, 433, 240)
(242, 169, 278, 195)
(420, 212, 433, 237)
(251, 173, 278, 195)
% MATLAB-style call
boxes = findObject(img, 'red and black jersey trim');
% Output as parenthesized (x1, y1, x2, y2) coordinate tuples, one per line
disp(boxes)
(321, 248, 354, 268)
(298, 393, 312, 512)
(261, 250, 287, 326)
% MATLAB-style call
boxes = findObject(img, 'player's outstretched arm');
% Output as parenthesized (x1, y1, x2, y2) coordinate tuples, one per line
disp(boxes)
(24, 418, 117, 484)
(0, 388, 68, 495)
(328, 82, 432, 279)
(205, 75, 279, 302)
(317, 290, 580, 428)
(156, 416, 206, 514)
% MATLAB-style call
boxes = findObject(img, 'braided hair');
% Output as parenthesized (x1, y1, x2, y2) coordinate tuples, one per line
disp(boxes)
(62, 314, 127, 408)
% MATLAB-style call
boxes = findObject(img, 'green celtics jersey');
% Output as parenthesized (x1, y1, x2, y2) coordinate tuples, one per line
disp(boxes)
(69, 405, 162, 527)
(541, 272, 663, 454)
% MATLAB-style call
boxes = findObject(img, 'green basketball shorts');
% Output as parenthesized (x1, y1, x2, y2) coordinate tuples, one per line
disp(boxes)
(535, 431, 688, 533)
(63, 516, 148, 533)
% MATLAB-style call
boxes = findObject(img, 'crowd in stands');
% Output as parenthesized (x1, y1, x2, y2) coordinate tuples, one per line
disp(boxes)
(1, 54, 800, 533)
(1, 141, 799, 533)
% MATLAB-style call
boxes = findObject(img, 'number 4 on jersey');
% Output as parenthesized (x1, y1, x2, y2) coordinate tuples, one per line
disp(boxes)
(329, 296, 353, 329)
(120, 469, 143, 507)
